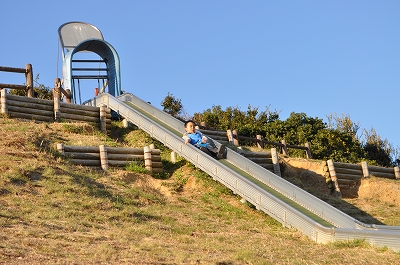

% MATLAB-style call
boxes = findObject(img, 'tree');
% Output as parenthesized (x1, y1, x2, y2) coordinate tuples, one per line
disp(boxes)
(193, 104, 280, 135)
(362, 127, 393, 167)
(311, 129, 366, 163)
(394, 148, 400, 167)
(190, 102, 398, 165)
(326, 113, 360, 142)
(161, 92, 183, 118)
(9, 74, 53, 100)
(264, 112, 330, 158)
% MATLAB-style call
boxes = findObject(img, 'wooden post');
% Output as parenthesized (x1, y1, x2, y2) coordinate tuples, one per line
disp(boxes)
(232, 130, 239, 146)
(99, 105, 107, 134)
(26, 64, 33, 97)
(327, 159, 342, 198)
(144, 146, 152, 173)
(394, 167, 400, 180)
(361, 161, 369, 178)
(53, 78, 62, 122)
(56, 143, 64, 155)
(99, 145, 108, 170)
(54, 97, 60, 122)
(256, 135, 264, 149)
(281, 140, 288, 156)
(226, 130, 234, 145)
(53, 78, 62, 100)
(122, 119, 129, 128)
(305, 142, 312, 159)
(65, 89, 72, 103)
(171, 151, 176, 164)
(1, 88, 7, 114)
(149, 143, 155, 149)
(271, 148, 281, 177)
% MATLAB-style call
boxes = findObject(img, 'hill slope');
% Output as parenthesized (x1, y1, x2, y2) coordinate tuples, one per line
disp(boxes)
(1, 117, 400, 264)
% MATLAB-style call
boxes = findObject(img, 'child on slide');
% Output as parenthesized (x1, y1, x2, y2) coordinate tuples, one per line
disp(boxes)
(182, 120, 226, 159)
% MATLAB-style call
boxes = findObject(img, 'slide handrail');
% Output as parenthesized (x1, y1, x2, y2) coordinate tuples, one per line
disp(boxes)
(116, 93, 399, 230)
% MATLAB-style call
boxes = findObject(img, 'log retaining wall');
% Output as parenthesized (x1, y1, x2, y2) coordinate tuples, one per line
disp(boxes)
(0, 90, 111, 133)
(56, 144, 163, 173)
(324, 159, 399, 195)
(237, 147, 281, 177)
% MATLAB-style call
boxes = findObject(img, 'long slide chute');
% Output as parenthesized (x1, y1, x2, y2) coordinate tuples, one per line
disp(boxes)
(85, 93, 400, 252)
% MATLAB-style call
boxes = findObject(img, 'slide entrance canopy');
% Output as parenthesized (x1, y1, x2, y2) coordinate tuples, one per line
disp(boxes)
(58, 22, 121, 104)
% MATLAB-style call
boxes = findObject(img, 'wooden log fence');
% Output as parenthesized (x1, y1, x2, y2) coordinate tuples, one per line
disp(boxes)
(56, 144, 163, 173)
(368, 165, 399, 179)
(324, 159, 399, 195)
(0, 64, 33, 97)
(237, 147, 281, 177)
(53, 77, 72, 103)
(198, 128, 230, 144)
(0, 89, 111, 134)
(198, 123, 312, 159)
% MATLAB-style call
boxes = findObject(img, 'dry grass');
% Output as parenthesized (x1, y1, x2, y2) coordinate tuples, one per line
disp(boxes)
(1, 117, 400, 264)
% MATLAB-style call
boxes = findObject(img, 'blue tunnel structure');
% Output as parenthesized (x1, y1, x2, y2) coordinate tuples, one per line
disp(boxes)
(59, 22, 121, 104)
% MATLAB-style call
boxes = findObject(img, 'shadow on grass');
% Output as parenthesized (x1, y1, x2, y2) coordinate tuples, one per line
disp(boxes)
(153, 159, 187, 180)
(281, 163, 385, 226)
(128, 212, 161, 222)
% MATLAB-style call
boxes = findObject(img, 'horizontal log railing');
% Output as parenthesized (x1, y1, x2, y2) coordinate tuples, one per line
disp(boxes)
(56, 144, 163, 173)
(198, 123, 312, 159)
(0, 90, 111, 133)
(368, 165, 399, 179)
(237, 147, 281, 176)
(0, 64, 33, 97)
(324, 159, 400, 196)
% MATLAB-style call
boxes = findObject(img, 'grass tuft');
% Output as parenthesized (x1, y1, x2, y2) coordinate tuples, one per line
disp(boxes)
(125, 161, 149, 174)
(332, 238, 370, 249)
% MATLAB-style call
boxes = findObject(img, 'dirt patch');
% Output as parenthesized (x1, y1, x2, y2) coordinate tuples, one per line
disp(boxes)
(281, 157, 331, 195)
(110, 166, 206, 202)
(112, 170, 173, 199)
(281, 157, 400, 207)
(282, 157, 325, 175)
(183, 175, 198, 190)
(358, 177, 400, 207)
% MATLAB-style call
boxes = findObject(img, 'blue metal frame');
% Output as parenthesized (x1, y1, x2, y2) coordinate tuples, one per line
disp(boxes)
(62, 38, 121, 102)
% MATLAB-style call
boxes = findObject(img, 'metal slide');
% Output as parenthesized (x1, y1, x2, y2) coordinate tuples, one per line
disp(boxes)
(85, 93, 400, 252)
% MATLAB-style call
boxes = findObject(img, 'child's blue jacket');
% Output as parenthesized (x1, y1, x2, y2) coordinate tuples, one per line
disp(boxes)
(184, 131, 208, 147)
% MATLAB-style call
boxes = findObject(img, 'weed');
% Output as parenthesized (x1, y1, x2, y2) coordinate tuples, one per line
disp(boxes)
(173, 169, 189, 191)
(125, 161, 149, 174)
(152, 171, 170, 180)
(332, 238, 369, 249)
(61, 123, 97, 134)
(8, 174, 28, 186)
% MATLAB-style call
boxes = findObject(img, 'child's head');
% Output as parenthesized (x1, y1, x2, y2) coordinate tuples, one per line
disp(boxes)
(184, 120, 196, 133)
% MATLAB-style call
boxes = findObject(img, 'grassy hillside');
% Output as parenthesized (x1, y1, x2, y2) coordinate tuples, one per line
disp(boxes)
(1, 116, 400, 264)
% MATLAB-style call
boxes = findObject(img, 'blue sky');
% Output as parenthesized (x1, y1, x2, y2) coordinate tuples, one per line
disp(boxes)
(1, 1, 399, 151)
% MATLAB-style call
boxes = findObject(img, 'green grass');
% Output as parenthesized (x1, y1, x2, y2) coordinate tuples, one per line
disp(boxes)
(125, 161, 149, 173)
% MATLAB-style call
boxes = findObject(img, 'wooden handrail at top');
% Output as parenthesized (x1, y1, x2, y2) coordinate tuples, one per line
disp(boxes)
(0, 66, 27, 73)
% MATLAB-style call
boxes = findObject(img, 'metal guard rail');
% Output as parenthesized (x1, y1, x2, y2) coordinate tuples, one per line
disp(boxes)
(116, 94, 400, 230)
(84, 93, 400, 252)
